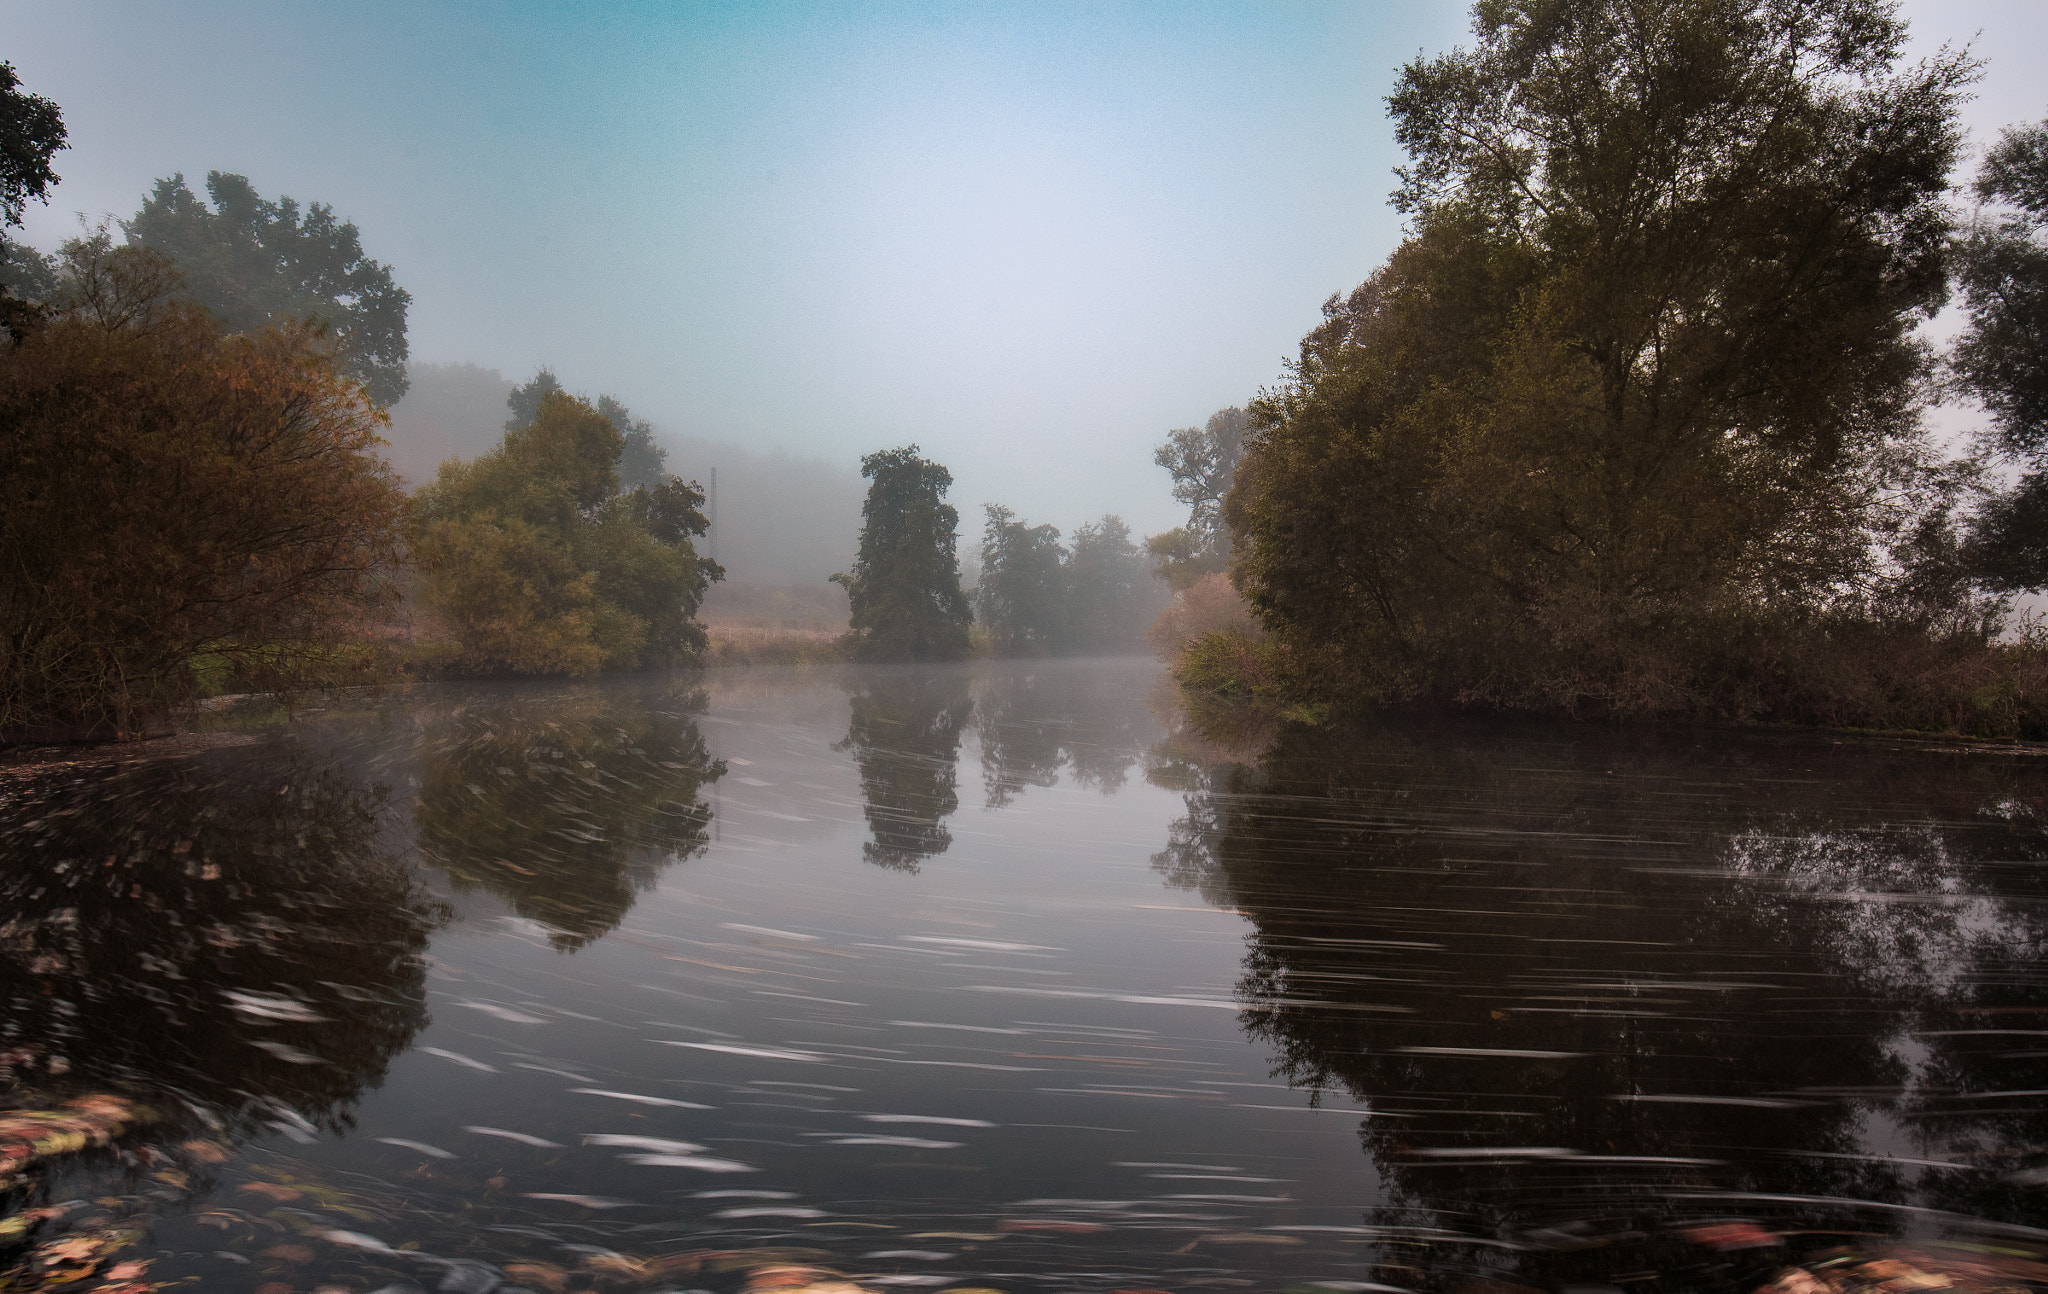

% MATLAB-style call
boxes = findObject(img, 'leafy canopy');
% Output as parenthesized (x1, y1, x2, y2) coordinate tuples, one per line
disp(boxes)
(0, 60, 66, 336)
(0, 62, 64, 239)
(1229, 0, 1973, 714)
(0, 234, 408, 736)
(976, 505, 1067, 657)
(976, 508, 1160, 655)
(833, 446, 973, 662)
(1149, 407, 1247, 589)
(125, 171, 412, 406)
(1955, 117, 2048, 591)
(506, 368, 669, 490)
(1065, 515, 1158, 652)
(412, 389, 720, 676)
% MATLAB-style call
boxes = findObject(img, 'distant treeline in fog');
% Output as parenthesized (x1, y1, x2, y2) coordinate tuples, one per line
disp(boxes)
(386, 362, 862, 588)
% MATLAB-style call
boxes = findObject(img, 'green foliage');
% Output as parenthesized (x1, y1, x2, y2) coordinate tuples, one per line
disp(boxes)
(833, 446, 973, 662)
(1956, 118, 2048, 589)
(1177, 628, 1274, 698)
(975, 508, 1162, 656)
(505, 371, 668, 491)
(1972, 472, 2048, 592)
(0, 234, 409, 738)
(597, 394, 668, 490)
(0, 241, 57, 303)
(124, 171, 412, 406)
(0, 62, 64, 238)
(504, 367, 564, 430)
(1958, 118, 2048, 456)
(1230, 0, 1975, 720)
(0, 60, 66, 339)
(1144, 527, 1225, 592)
(975, 504, 1067, 655)
(412, 390, 721, 677)
(1149, 406, 1246, 588)
(1064, 515, 1159, 652)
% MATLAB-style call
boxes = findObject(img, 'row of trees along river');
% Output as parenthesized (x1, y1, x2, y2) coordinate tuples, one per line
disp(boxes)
(9, 0, 2048, 743)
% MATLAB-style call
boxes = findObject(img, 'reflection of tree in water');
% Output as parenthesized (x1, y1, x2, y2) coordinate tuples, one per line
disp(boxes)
(414, 684, 723, 950)
(0, 745, 442, 1138)
(1724, 814, 2048, 1226)
(837, 671, 972, 871)
(973, 662, 1152, 807)
(1151, 719, 2048, 1286)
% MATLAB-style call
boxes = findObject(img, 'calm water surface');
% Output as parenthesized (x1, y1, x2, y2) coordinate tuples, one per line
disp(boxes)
(4, 657, 2046, 1293)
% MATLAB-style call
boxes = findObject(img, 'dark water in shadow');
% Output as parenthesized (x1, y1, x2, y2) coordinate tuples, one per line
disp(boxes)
(2, 658, 2044, 1293)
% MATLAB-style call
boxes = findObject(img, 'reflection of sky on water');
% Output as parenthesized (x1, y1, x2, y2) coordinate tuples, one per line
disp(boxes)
(2, 659, 2045, 1292)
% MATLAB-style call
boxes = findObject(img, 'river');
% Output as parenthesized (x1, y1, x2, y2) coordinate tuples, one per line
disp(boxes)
(3, 657, 2045, 1293)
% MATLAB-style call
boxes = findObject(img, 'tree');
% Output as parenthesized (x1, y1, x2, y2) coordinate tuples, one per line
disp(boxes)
(832, 446, 972, 661)
(0, 241, 57, 303)
(0, 61, 66, 335)
(1065, 514, 1160, 651)
(975, 504, 1067, 655)
(1955, 118, 2048, 589)
(1149, 406, 1247, 589)
(504, 367, 565, 431)
(0, 234, 408, 737)
(412, 390, 721, 675)
(1230, 0, 1972, 714)
(124, 171, 412, 406)
(597, 394, 668, 490)
(505, 370, 668, 490)
(0, 62, 63, 246)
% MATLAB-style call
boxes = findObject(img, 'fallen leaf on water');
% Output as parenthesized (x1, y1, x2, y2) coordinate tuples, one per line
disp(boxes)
(1751, 1269, 1830, 1294)
(749, 1265, 835, 1289)
(1686, 1222, 1780, 1252)
(236, 1183, 302, 1203)
(1000, 1220, 1104, 1234)
(521, 1193, 637, 1209)
(1851, 1259, 1952, 1290)
(504, 1261, 568, 1292)
(578, 1252, 649, 1278)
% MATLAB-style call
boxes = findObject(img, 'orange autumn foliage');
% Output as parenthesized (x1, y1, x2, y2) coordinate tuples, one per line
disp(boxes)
(0, 236, 406, 738)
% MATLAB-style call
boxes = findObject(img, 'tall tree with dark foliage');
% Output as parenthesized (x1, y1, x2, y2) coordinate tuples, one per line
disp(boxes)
(0, 60, 66, 335)
(125, 171, 412, 405)
(833, 446, 972, 661)
(1230, 0, 1973, 715)
(1957, 118, 2048, 590)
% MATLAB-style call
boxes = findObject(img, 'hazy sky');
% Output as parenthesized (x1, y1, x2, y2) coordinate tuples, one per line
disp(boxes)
(8, 1, 2047, 539)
